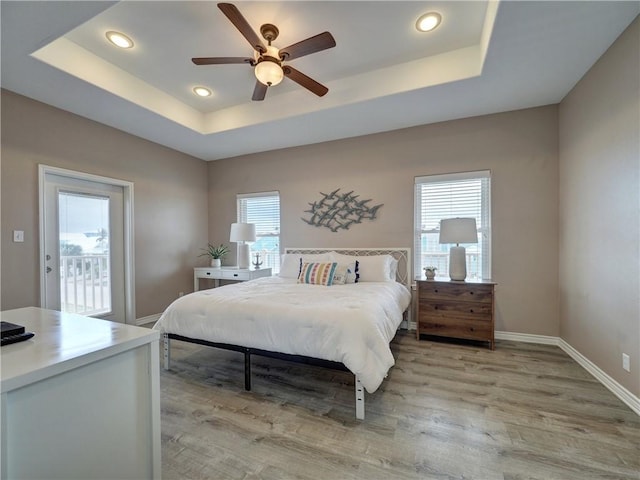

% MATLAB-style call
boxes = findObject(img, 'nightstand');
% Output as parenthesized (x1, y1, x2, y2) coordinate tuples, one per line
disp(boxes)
(416, 279, 496, 350)
(193, 267, 272, 291)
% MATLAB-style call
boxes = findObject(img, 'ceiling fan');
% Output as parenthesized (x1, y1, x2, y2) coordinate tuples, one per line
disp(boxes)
(192, 3, 336, 101)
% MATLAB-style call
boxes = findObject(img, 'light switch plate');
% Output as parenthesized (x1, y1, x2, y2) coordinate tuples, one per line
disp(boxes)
(622, 353, 630, 372)
(13, 230, 24, 242)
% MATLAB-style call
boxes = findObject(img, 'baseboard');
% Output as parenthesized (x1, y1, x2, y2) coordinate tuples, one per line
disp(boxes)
(136, 313, 161, 327)
(495, 331, 639, 416)
(495, 331, 560, 345)
(558, 339, 640, 416)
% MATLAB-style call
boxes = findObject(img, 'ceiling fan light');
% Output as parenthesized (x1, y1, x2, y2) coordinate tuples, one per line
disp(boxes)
(416, 12, 442, 32)
(255, 59, 284, 86)
(106, 31, 134, 49)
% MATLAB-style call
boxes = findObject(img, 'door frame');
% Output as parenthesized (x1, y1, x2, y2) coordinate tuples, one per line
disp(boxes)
(38, 165, 136, 324)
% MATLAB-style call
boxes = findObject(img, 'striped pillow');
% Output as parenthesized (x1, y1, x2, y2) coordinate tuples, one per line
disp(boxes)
(298, 262, 338, 286)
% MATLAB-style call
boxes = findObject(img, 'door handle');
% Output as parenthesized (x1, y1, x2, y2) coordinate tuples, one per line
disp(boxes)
(46, 254, 51, 261)
(46, 266, 52, 273)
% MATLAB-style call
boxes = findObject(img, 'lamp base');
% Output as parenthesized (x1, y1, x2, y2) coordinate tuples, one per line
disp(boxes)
(449, 246, 467, 281)
(237, 243, 251, 269)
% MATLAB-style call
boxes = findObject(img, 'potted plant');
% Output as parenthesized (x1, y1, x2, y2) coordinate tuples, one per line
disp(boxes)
(423, 266, 437, 280)
(199, 243, 229, 268)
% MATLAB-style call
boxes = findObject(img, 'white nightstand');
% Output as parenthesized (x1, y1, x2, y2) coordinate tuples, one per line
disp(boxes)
(193, 267, 272, 291)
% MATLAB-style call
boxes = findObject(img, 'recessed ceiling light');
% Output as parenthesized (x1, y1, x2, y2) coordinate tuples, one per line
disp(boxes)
(106, 31, 134, 49)
(193, 87, 212, 97)
(416, 12, 442, 32)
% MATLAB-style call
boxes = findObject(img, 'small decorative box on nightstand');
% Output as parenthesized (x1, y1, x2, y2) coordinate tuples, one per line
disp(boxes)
(416, 279, 496, 350)
(193, 267, 272, 291)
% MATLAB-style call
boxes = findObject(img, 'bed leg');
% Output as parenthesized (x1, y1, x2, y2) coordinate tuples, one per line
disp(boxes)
(355, 375, 365, 420)
(163, 333, 170, 370)
(244, 351, 251, 391)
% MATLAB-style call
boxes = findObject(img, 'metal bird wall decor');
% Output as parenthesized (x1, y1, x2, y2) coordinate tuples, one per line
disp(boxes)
(301, 188, 384, 232)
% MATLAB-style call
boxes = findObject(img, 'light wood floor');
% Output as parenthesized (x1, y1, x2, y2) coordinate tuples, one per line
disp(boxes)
(158, 332, 639, 480)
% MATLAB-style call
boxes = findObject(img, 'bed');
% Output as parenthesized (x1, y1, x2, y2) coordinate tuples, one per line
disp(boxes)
(153, 248, 412, 419)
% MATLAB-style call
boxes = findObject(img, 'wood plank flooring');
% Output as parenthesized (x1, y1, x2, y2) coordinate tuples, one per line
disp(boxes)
(158, 332, 639, 480)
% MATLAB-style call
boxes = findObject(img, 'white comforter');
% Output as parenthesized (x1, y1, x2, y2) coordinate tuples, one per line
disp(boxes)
(153, 276, 411, 393)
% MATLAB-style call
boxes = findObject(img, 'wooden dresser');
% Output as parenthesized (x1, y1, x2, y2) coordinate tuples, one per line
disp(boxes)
(416, 279, 496, 350)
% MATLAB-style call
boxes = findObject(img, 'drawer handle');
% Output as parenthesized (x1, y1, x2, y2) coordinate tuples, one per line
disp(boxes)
(233, 273, 239, 277)
(470, 309, 474, 313)
(206, 272, 211, 276)
(470, 291, 474, 295)
(470, 327, 475, 331)
(434, 289, 438, 293)
(434, 306, 438, 310)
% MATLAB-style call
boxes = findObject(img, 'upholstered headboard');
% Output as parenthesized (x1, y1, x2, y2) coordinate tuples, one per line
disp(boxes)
(284, 247, 412, 290)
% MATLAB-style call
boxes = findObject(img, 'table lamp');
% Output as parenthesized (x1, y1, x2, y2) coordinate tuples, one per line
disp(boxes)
(439, 218, 477, 281)
(230, 223, 256, 269)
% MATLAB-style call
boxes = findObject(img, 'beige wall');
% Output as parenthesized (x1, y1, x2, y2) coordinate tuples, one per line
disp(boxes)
(559, 18, 639, 396)
(209, 106, 560, 336)
(1, 90, 209, 320)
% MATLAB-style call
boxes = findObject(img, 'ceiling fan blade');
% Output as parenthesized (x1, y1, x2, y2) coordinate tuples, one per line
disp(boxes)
(283, 66, 328, 97)
(218, 3, 266, 53)
(252, 80, 268, 101)
(192, 57, 252, 65)
(279, 32, 336, 61)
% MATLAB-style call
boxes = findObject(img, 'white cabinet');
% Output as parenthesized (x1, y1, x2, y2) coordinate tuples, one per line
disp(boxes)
(0, 307, 161, 479)
(193, 267, 272, 291)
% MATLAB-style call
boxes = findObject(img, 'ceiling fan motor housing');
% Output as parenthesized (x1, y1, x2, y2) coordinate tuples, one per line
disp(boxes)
(260, 23, 279, 44)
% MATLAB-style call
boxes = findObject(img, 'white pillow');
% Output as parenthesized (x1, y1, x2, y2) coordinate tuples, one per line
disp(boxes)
(330, 252, 359, 283)
(279, 252, 333, 279)
(330, 252, 356, 263)
(279, 254, 302, 279)
(300, 253, 333, 263)
(356, 255, 395, 282)
(331, 262, 359, 284)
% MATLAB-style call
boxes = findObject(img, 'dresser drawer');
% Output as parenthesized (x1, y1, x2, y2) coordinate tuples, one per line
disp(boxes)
(419, 318, 492, 342)
(198, 269, 221, 279)
(221, 269, 249, 280)
(418, 300, 492, 322)
(419, 282, 493, 304)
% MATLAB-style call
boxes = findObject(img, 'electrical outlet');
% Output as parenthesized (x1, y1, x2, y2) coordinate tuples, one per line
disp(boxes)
(622, 353, 630, 372)
(178, 292, 184, 297)
(13, 230, 24, 242)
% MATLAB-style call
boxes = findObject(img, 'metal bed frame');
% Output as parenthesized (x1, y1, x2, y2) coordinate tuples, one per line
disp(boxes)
(162, 247, 411, 420)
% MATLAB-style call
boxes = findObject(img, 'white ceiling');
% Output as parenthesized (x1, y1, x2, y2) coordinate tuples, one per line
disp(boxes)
(2, 1, 638, 161)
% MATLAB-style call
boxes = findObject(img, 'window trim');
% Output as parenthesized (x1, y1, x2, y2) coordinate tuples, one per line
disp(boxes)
(236, 191, 281, 273)
(414, 170, 491, 280)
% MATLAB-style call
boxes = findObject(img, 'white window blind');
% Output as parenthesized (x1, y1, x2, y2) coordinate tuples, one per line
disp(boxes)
(237, 191, 280, 273)
(414, 171, 491, 280)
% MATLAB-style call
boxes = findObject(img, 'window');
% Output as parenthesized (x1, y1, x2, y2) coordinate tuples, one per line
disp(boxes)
(414, 171, 491, 280)
(237, 191, 281, 273)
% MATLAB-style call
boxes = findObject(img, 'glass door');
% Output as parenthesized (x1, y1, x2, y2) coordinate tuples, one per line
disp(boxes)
(42, 172, 126, 323)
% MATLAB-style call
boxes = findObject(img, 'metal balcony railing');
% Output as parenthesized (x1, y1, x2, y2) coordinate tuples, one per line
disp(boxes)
(60, 254, 111, 316)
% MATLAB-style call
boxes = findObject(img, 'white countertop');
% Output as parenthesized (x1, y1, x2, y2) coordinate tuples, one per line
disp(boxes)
(1, 307, 159, 393)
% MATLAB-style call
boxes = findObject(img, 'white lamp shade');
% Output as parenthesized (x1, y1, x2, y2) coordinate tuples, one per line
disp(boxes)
(230, 223, 256, 243)
(439, 218, 478, 245)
